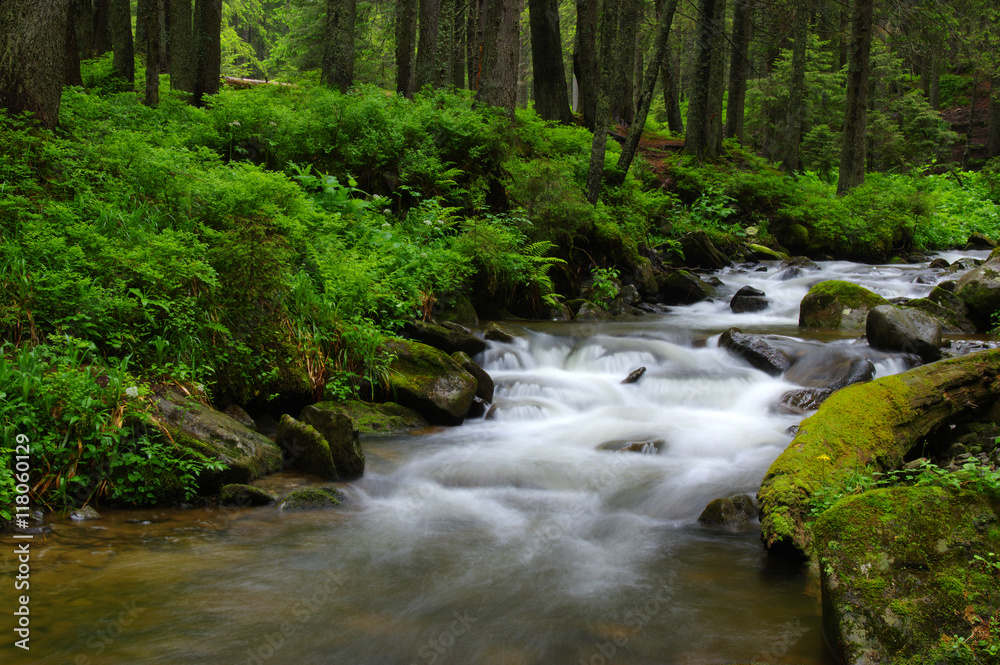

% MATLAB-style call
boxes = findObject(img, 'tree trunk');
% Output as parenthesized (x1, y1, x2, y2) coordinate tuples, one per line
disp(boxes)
(136, 0, 150, 50)
(705, 0, 726, 157)
(64, 0, 83, 87)
(322, 0, 357, 92)
(781, 0, 808, 173)
(475, 0, 520, 114)
(395, 0, 418, 96)
(962, 72, 978, 171)
(74, 0, 95, 59)
(724, 0, 753, 141)
(415, 0, 441, 89)
(928, 54, 941, 110)
(157, 0, 168, 69)
(93, 0, 112, 55)
(662, 49, 683, 134)
(145, 0, 161, 106)
(110, 0, 134, 89)
(836, 0, 873, 196)
(192, 0, 221, 106)
(168, 0, 193, 94)
(573, 0, 597, 130)
(435, 0, 456, 87)
(684, 0, 719, 159)
(452, 0, 466, 88)
(610, 0, 637, 125)
(528, 0, 572, 123)
(612, 0, 679, 184)
(585, 0, 622, 204)
(989, 76, 1000, 159)
(0, 0, 70, 130)
(467, 0, 485, 91)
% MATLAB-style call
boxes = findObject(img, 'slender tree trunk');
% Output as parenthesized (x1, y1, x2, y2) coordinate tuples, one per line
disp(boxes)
(467, 0, 485, 91)
(452, 0, 466, 88)
(64, 0, 83, 86)
(415, 0, 441, 88)
(836, 0, 873, 195)
(528, 0, 572, 123)
(962, 72, 978, 171)
(662, 48, 683, 134)
(435, 0, 456, 86)
(989, 76, 1000, 159)
(725, 0, 753, 141)
(395, 0, 418, 96)
(145, 0, 161, 106)
(168, 0, 193, 94)
(705, 0, 726, 157)
(781, 0, 808, 173)
(684, 0, 719, 159)
(475, 0, 520, 114)
(586, 0, 622, 203)
(93, 0, 112, 55)
(75, 0, 95, 59)
(573, 0, 597, 130)
(612, 0, 679, 184)
(322, 0, 357, 92)
(157, 0, 168, 69)
(192, 0, 221, 106)
(110, 0, 134, 89)
(0, 0, 70, 130)
(610, 0, 637, 125)
(136, 0, 150, 50)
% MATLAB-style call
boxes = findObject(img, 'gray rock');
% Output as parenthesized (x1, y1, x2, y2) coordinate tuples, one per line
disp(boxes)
(928, 257, 950, 270)
(154, 391, 283, 490)
(784, 351, 875, 390)
(659, 270, 717, 305)
(223, 404, 256, 431)
(382, 339, 478, 425)
(276, 486, 345, 512)
(777, 387, 834, 414)
(403, 320, 488, 356)
(484, 322, 515, 344)
(718, 328, 790, 376)
(621, 367, 646, 384)
(729, 285, 770, 313)
(451, 351, 494, 403)
(298, 406, 365, 479)
(218, 483, 274, 507)
(698, 494, 757, 527)
(680, 230, 730, 270)
(575, 302, 612, 321)
(964, 232, 996, 251)
(276, 414, 340, 480)
(955, 247, 1000, 329)
(866, 305, 943, 362)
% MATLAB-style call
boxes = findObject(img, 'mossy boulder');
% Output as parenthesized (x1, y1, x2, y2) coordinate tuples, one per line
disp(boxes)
(153, 391, 283, 491)
(298, 405, 365, 479)
(902, 297, 977, 334)
(758, 349, 1000, 560)
(276, 414, 339, 480)
(218, 483, 274, 507)
(436, 294, 479, 327)
(956, 246, 1000, 330)
(276, 486, 345, 512)
(698, 494, 757, 527)
(382, 339, 478, 425)
(451, 351, 494, 403)
(680, 230, 730, 270)
(865, 304, 943, 362)
(306, 400, 428, 436)
(658, 270, 717, 305)
(814, 487, 1000, 664)
(575, 301, 612, 321)
(798, 280, 890, 330)
(746, 243, 789, 262)
(404, 320, 487, 356)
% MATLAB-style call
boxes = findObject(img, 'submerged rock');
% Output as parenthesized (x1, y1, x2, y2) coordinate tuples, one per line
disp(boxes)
(218, 483, 273, 507)
(276, 486, 345, 512)
(298, 405, 365, 479)
(698, 494, 757, 527)
(276, 414, 340, 480)
(814, 487, 1000, 664)
(798, 280, 890, 330)
(382, 339, 478, 425)
(718, 328, 790, 376)
(866, 304, 943, 362)
(729, 285, 770, 313)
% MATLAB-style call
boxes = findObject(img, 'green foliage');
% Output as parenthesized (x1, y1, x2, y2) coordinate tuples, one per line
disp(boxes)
(588, 267, 620, 303)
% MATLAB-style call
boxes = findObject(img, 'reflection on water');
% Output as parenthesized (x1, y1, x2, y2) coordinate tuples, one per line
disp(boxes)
(7, 256, 978, 665)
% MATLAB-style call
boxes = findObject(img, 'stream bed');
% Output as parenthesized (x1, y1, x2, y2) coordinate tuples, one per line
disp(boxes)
(6, 252, 991, 665)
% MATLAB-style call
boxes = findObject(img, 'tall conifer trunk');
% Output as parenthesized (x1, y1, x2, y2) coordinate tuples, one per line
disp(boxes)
(573, 0, 597, 130)
(725, 0, 753, 141)
(586, 0, 622, 203)
(395, 0, 418, 96)
(168, 0, 193, 94)
(0, 0, 70, 130)
(145, 0, 161, 106)
(528, 0, 572, 123)
(322, 0, 357, 92)
(110, 0, 134, 89)
(836, 0, 873, 195)
(781, 0, 808, 173)
(192, 0, 221, 106)
(475, 0, 520, 114)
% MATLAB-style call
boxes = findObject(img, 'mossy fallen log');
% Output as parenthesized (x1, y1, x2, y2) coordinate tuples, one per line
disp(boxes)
(758, 348, 1000, 560)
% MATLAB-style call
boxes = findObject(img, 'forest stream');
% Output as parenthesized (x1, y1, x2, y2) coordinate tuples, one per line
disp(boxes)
(10, 251, 994, 665)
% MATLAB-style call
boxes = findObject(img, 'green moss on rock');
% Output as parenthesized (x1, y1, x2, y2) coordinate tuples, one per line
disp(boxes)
(307, 400, 429, 436)
(383, 338, 477, 425)
(798, 280, 890, 329)
(276, 486, 345, 511)
(218, 483, 274, 507)
(276, 414, 339, 480)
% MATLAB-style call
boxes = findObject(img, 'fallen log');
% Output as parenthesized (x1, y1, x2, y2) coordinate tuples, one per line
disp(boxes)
(758, 348, 1000, 561)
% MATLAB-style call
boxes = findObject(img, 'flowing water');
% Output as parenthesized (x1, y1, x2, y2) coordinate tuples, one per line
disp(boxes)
(6, 253, 991, 665)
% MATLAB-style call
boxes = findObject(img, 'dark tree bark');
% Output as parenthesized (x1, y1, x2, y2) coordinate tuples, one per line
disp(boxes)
(136, 0, 150, 48)
(322, 0, 357, 92)
(64, 1, 84, 87)
(836, 0, 873, 195)
(684, 0, 721, 159)
(989, 77, 1000, 159)
(661, 48, 683, 134)
(611, 0, 679, 184)
(157, 0, 168, 68)
(145, 0, 161, 106)
(467, 0, 486, 90)
(74, 0, 95, 59)
(192, 0, 221, 106)
(781, 0, 808, 173)
(475, 0, 520, 114)
(928, 54, 941, 110)
(110, 0, 134, 89)
(0, 0, 70, 130)
(610, 0, 637, 125)
(434, 0, 456, 86)
(528, 0, 572, 123)
(962, 72, 978, 171)
(573, 0, 597, 129)
(705, 0, 726, 157)
(585, 0, 622, 203)
(395, 0, 418, 96)
(724, 0, 753, 141)
(415, 0, 441, 88)
(168, 0, 193, 94)
(452, 0, 466, 88)
(93, 0, 113, 55)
